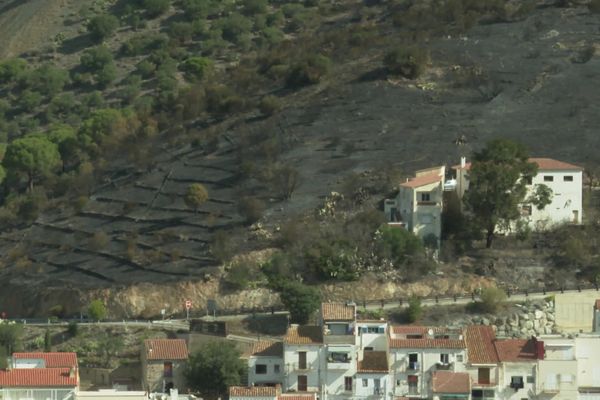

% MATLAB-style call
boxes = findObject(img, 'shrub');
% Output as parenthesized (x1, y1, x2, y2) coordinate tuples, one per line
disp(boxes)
(67, 321, 79, 337)
(22, 65, 70, 97)
(142, 0, 170, 18)
(258, 95, 281, 116)
(17, 90, 43, 112)
(136, 59, 156, 78)
(223, 262, 253, 290)
(121, 34, 168, 56)
(376, 225, 424, 265)
(181, 0, 220, 20)
(185, 183, 209, 212)
(218, 13, 252, 44)
(237, 197, 265, 225)
(243, 0, 268, 15)
(205, 85, 246, 117)
(477, 287, 507, 313)
(179, 57, 213, 81)
(260, 27, 284, 46)
(286, 54, 331, 88)
(384, 47, 429, 79)
(404, 296, 422, 323)
(87, 299, 107, 321)
(590, 0, 600, 13)
(270, 164, 300, 199)
(81, 46, 114, 71)
(304, 240, 358, 281)
(87, 14, 119, 42)
(279, 281, 321, 324)
(89, 231, 109, 251)
(0, 58, 27, 84)
(168, 22, 194, 44)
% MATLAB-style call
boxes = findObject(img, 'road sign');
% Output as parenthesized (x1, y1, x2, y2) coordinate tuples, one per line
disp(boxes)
(185, 300, 192, 310)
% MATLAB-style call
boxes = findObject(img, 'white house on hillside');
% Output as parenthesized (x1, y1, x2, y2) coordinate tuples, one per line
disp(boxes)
(452, 157, 583, 230)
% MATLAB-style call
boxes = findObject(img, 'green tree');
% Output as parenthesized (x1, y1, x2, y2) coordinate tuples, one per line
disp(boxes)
(377, 225, 424, 265)
(279, 281, 321, 324)
(181, 0, 220, 20)
(179, 57, 212, 82)
(142, 0, 170, 18)
(44, 328, 51, 352)
(0, 165, 6, 185)
(243, 0, 268, 15)
(404, 296, 422, 323)
(87, 299, 107, 321)
(185, 341, 245, 397)
(87, 14, 119, 42)
(217, 13, 252, 44)
(463, 139, 551, 248)
(0, 322, 23, 356)
(184, 183, 209, 212)
(0, 58, 27, 83)
(3, 136, 61, 191)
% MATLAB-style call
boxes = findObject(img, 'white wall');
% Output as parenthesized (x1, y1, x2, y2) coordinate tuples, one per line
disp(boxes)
(576, 337, 600, 388)
(248, 355, 284, 386)
(283, 345, 322, 392)
(497, 362, 535, 400)
(354, 373, 391, 398)
(528, 170, 582, 228)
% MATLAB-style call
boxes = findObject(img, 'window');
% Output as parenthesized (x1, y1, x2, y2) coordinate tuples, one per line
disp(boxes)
(163, 362, 173, 378)
(274, 364, 280, 374)
(298, 375, 307, 391)
(374, 378, 380, 388)
(456, 354, 463, 362)
(396, 379, 401, 386)
(440, 354, 449, 364)
(521, 205, 532, 216)
(298, 352, 307, 369)
(255, 364, 267, 374)
(366, 326, 385, 333)
(510, 376, 524, 390)
(344, 377, 353, 392)
(564, 175, 573, 182)
(544, 175, 554, 182)
(362, 379, 368, 387)
(406, 334, 422, 339)
(408, 375, 418, 395)
(478, 367, 490, 384)
(420, 193, 431, 202)
(364, 347, 374, 351)
(408, 353, 419, 370)
(526, 376, 534, 384)
(328, 352, 351, 363)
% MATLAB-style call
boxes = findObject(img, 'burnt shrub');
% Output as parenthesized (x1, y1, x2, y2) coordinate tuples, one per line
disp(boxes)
(384, 47, 429, 79)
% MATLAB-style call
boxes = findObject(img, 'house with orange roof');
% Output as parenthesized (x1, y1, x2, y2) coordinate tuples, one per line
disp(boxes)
(384, 166, 446, 246)
(141, 338, 188, 394)
(0, 352, 79, 400)
(452, 156, 583, 230)
(388, 325, 467, 398)
(245, 341, 284, 387)
(494, 338, 541, 399)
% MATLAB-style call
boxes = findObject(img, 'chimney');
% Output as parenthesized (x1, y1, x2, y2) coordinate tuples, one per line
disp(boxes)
(536, 340, 545, 360)
(460, 156, 466, 168)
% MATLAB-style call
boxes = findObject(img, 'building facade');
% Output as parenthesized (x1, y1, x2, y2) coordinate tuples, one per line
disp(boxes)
(141, 339, 188, 394)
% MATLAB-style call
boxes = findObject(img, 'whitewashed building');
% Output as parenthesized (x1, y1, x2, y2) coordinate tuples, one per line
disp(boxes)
(452, 157, 583, 230)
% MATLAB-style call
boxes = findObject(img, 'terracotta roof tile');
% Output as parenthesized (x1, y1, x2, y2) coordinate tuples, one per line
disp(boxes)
(432, 371, 470, 394)
(494, 339, 537, 362)
(321, 303, 355, 321)
(144, 339, 188, 360)
(452, 158, 581, 172)
(284, 325, 322, 345)
(465, 326, 498, 364)
(0, 368, 78, 388)
(357, 351, 388, 373)
(251, 341, 283, 357)
(400, 172, 443, 188)
(278, 393, 317, 400)
(529, 158, 582, 171)
(229, 386, 280, 397)
(389, 338, 465, 349)
(12, 352, 78, 368)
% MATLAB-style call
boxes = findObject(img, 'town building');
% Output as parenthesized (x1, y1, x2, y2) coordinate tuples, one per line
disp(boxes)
(0, 352, 79, 400)
(141, 339, 188, 394)
(237, 302, 600, 400)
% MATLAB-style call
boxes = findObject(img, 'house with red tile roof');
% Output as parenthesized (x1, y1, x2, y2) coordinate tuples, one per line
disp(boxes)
(141, 338, 188, 394)
(245, 341, 284, 388)
(389, 325, 467, 398)
(384, 166, 445, 246)
(452, 156, 583, 230)
(431, 370, 470, 400)
(494, 338, 541, 400)
(0, 352, 79, 400)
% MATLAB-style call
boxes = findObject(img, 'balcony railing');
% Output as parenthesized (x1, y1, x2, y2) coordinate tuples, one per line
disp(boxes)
(471, 378, 496, 387)
(323, 334, 355, 345)
(407, 361, 420, 371)
(541, 384, 559, 393)
(435, 362, 453, 371)
(416, 201, 439, 206)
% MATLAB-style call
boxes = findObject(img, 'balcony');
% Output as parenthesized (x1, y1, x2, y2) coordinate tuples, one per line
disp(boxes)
(290, 362, 316, 372)
(372, 388, 384, 396)
(416, 201, 440, 206)
(323, 334, 355, 345)
(327, 353, 352, 370)
(435, 362, 453, 371)
(541, 384, 559, 393)
(471, 378, 496, 388)
(406, 361, 420, 372)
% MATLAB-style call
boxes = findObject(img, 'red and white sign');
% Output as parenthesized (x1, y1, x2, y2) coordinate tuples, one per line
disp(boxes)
(185, 300, 192, 310)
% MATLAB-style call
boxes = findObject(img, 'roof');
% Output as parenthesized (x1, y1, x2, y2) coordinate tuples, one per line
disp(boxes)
(250, 341, 283, 357)
(284, 325, 322, 345)
(391, 326, 453, 335)
(144, 339, 188, 360)
(465, 326, 498, 364)
(431, 371, 471, 394)
(494, 339, 537, 362)
(400, 172, 442, 188)
(389, 338, 465, 349)
(529, 157, 582, 171)
(229, 386, 279, 397)
(0, 368, 78, 388)
(12, 352, 77, 368)
(452, 158, 582, 172)
(278, 394, 317, 400)
(321, 303, 355, 321)
(357, 351, 388, 373)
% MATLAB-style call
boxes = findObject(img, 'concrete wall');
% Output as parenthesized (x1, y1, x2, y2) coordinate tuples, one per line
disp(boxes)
(354, 372, 391, 399)
(554, 292, 596, 332)
(283, 345, 322, 392)
(497, 362, 536, 400)
(576, 337, 600, 388)
(248, 355, 284, 386)
(529, 170, 583, 228)
(142, 360, 187, 393)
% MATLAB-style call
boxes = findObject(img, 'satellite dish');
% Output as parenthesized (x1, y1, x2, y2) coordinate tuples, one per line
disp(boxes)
(428, 329, 434, 336)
